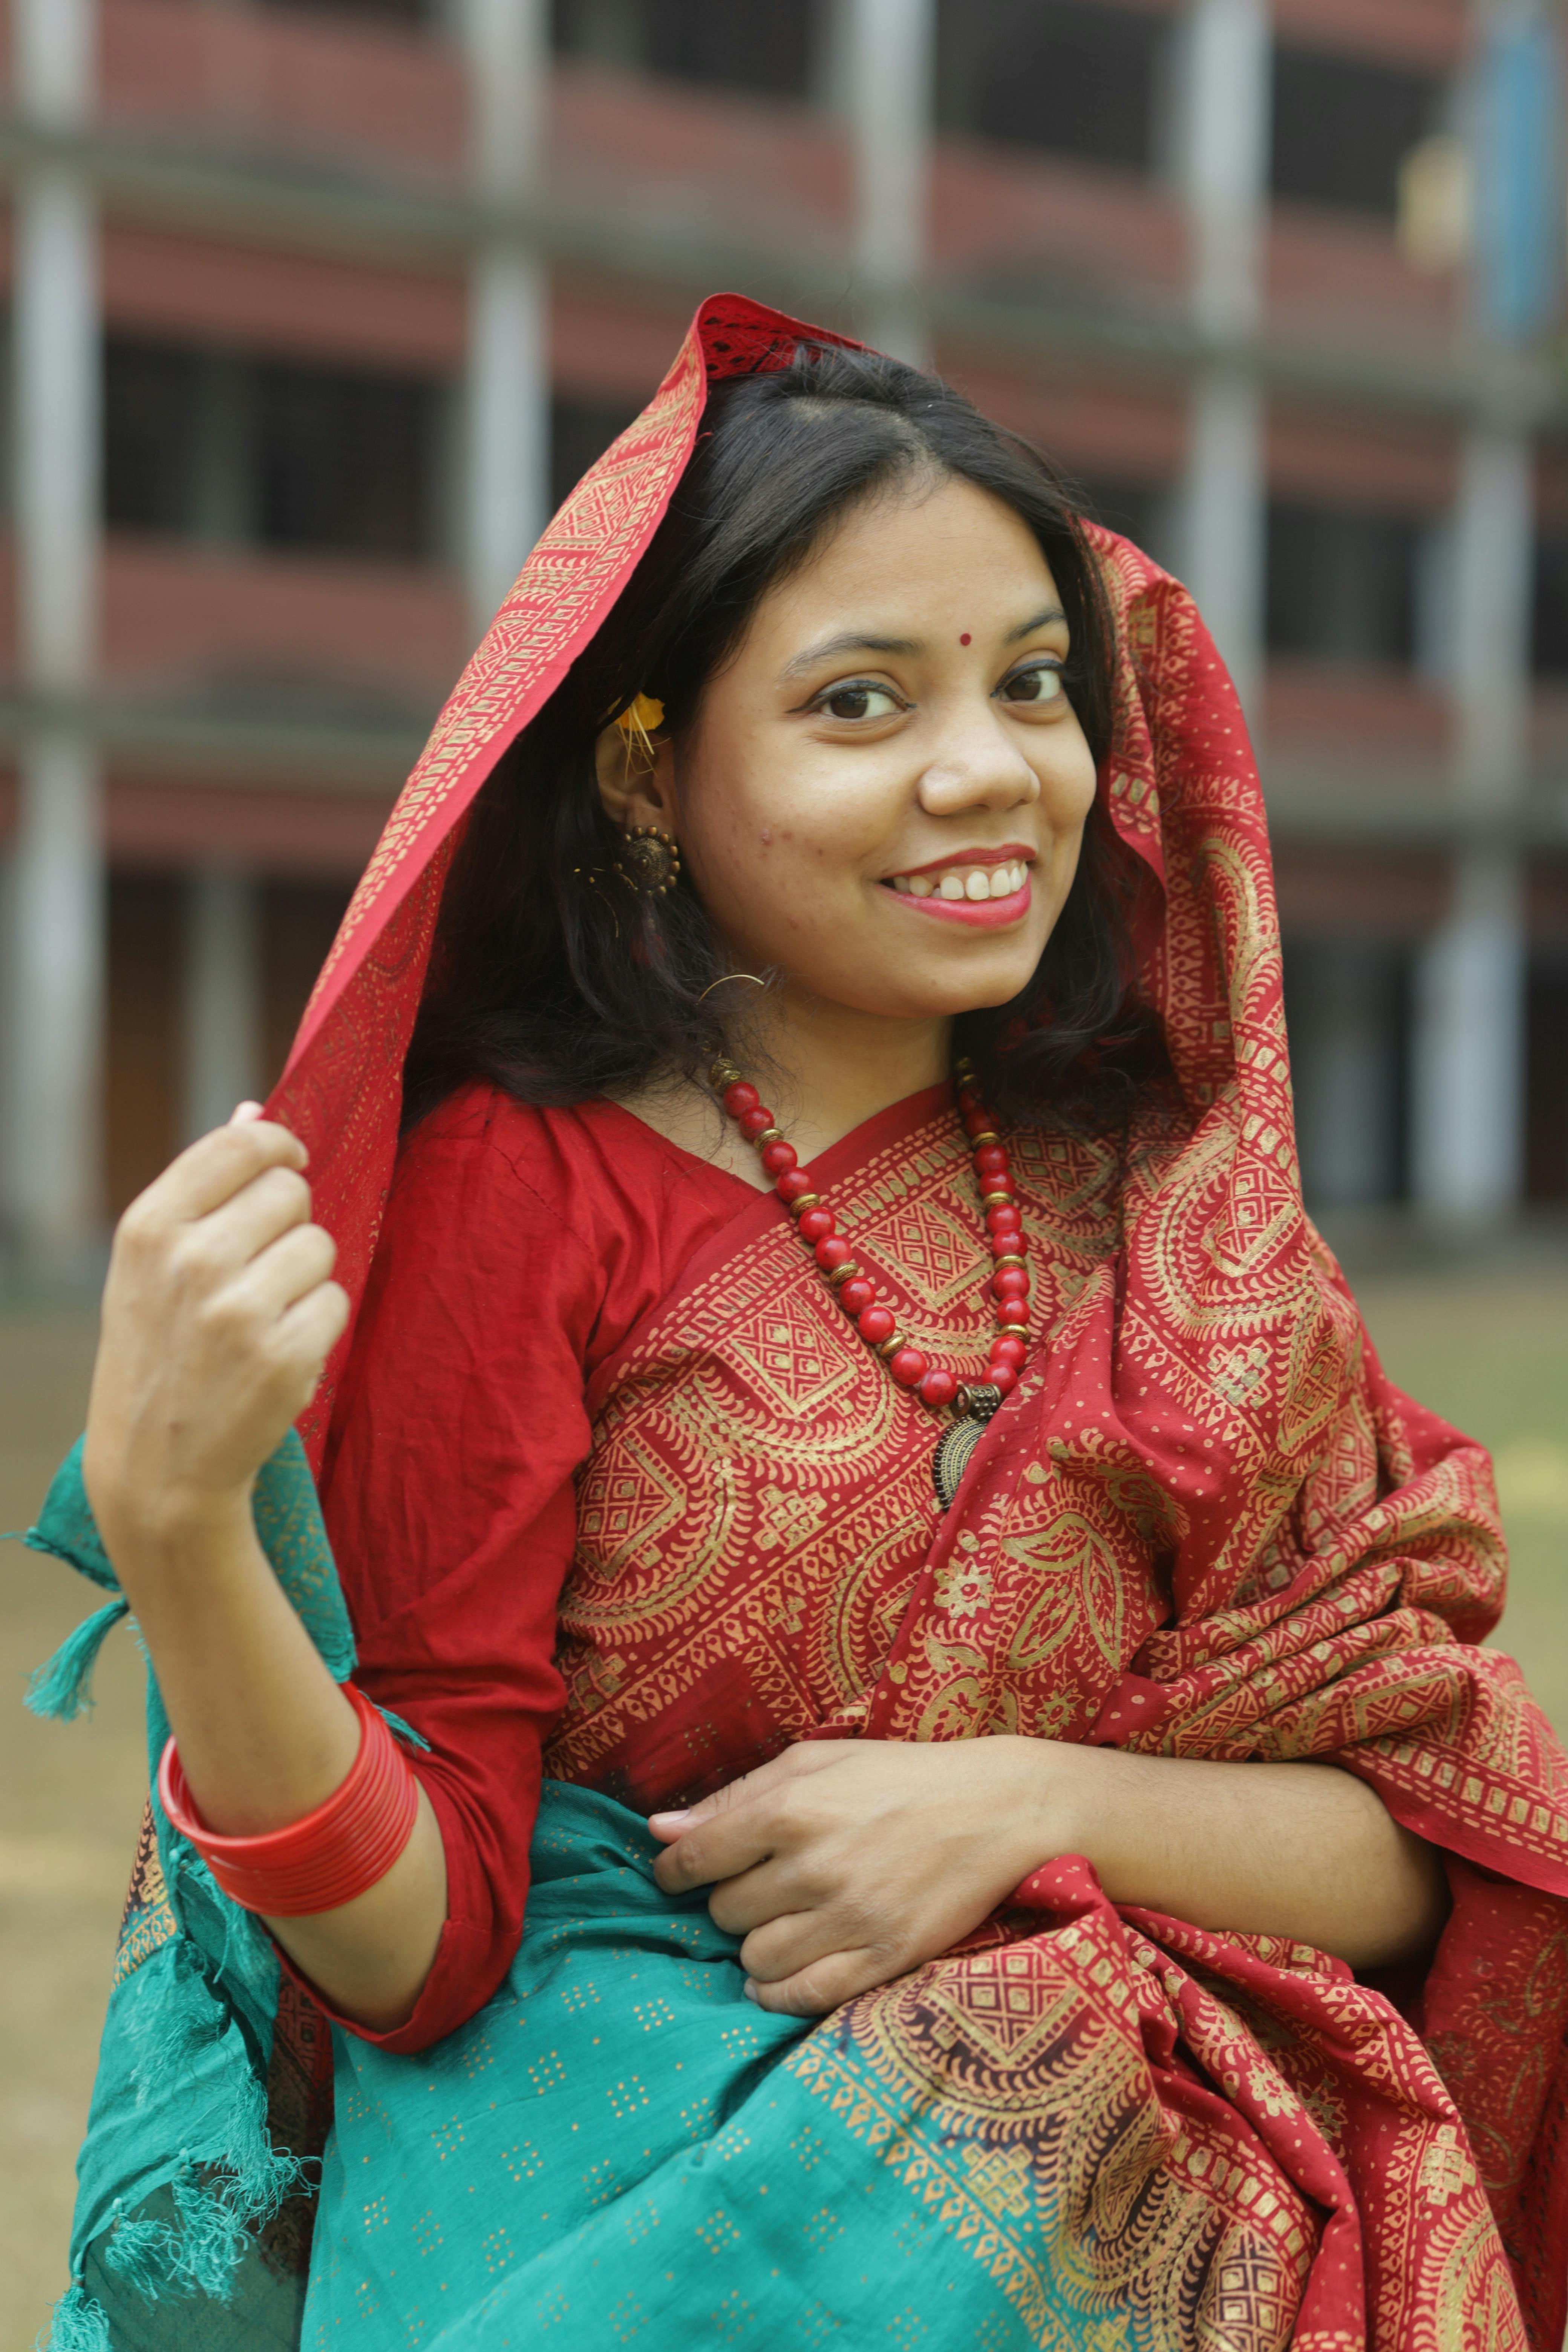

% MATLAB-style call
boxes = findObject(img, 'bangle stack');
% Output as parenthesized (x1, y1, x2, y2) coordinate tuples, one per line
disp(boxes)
(156, 1682, 420, 1917)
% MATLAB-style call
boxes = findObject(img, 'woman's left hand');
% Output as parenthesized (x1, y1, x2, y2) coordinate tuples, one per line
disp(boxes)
(649, 1737, 1086, 2016)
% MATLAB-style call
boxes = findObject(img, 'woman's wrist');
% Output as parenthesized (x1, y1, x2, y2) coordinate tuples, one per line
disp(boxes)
(90, 1476, 261, 1600)
(986, 1735, 1102, 1887)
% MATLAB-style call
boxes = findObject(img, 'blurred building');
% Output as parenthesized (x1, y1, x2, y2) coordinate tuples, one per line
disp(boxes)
(1, 0, 1565, 1262)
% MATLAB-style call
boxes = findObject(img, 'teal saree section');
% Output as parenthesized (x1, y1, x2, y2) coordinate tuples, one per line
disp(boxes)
(304, 1782, 1037, 2350)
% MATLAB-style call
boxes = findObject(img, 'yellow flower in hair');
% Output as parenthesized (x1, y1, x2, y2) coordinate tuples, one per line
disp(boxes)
(615, 694, 665, 738)
(614, 693, 665, 774)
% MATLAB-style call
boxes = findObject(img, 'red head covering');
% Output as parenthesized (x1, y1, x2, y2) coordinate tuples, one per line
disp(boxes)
(270, 298, 866, 1462)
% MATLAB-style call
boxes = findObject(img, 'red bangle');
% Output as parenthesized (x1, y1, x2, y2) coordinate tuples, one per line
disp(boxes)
(157, 1683, 421, 1917)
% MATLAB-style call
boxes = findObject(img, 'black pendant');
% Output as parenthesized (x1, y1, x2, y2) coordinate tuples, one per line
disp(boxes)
(932, 1383, 1004, 1510)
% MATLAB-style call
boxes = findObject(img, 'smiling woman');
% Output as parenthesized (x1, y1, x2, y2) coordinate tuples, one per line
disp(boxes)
(36, 301, 1568, 2352)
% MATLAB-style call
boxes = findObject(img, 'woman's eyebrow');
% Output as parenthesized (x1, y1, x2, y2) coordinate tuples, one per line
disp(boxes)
(1007, 604, 1067, 640)
(781, 604, 1067, 683)
(779, 630, 921, 680)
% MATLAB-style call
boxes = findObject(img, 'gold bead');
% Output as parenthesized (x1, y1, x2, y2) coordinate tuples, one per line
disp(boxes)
(788, 1193, 821, 1216)
(826, 1260, 860, 1286)
(980, 1190, 1015, 1210)
(993, 1253, 1026, 1269)
(876, 1332, 908, 1359)
(996, 1321, 1029, 1339)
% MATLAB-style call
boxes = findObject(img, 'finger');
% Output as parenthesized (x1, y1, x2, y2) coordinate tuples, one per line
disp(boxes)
(229, 1101, 266, 1125)
(704, 1858, 815, 1939)
(129, 1121, 307, 1231)
(744, 1947, 888, 2018)
(656, 1742, 854, 1834)
(274, 1280, 350, 1394)
(219, 1222, 338, 1325)
(651, 1764, 770, 1838)
(733, 1907, 848, 1982)
(652, 1803, 776, 1895)
(181, 1164, 314, 1278)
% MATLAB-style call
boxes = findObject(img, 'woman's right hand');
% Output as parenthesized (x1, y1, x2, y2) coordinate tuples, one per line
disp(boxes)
(82, 1110, 349, 1570)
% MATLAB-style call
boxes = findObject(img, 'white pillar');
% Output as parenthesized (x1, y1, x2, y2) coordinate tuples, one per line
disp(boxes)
(1172, 0, 1271, 718)
(1410, 423, 1533, 1221)
(2, 0, 103, 1268)
(2, 739, 104, 1254)
(182, 871, 262, 1142)
(461, 0, 551, 636)
(842, 0, 936, 367)
(1412, 847, 1526, 1218)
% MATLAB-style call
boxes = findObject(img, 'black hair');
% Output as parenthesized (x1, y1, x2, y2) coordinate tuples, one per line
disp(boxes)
(403, 340, 1164, 1134)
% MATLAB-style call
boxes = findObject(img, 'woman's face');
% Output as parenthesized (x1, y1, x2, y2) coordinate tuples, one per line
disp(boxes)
(601, 470, 1099, 1024)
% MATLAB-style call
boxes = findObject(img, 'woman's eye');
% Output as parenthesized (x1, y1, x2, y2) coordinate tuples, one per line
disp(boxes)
(817, 682, 904, 723)
(1001, 663, 1066, 707)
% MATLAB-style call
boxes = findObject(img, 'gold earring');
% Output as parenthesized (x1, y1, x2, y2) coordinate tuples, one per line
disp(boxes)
(614, 693, 665, 776)
(613, 825, 681, 899)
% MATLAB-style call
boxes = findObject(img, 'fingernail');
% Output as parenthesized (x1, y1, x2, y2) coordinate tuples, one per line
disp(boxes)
(647, 1810, 689, 1829)
(230, 1100, 264, 1124)
(742, 1979, 758, 2004)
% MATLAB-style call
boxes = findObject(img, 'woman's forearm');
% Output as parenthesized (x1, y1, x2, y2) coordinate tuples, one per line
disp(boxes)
(107, 1496, 447, 2033)
(1039, 1743, 1448, 1970)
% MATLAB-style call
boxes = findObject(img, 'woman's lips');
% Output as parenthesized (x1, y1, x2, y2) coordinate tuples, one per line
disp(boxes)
(882, 874, 1033, 928)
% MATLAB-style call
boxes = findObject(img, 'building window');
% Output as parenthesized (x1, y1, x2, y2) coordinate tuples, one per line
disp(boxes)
(104, 344, 205, 536)
(1271, 46, 1441, 219)
(1533, 531, 1568, 676)
(1525, 953, 1568, 1200)
(1077, 478, 1168, 563)
(936, 0, 1168, 173)
(551, 394, 641, 513)
(552, 0, 815, 101)
(258, 0, 433, 24)
(1266, 502, 1419, 668)
(254, 362, 440, 559)
(104, 338, 444, 562)
(1283, 937, 1411, 1209)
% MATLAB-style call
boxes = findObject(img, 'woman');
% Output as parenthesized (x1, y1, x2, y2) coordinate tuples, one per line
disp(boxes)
(34, 297, 1568, 2350)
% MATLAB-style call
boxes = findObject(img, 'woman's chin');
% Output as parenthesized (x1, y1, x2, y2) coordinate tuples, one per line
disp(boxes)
(806, 968, 1040, 1024)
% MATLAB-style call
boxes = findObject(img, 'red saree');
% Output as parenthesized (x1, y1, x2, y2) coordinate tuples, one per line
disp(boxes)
(256, 295, 1568, 2347)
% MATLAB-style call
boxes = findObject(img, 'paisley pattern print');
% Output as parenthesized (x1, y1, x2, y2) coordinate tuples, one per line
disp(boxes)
(541, 1070, 1566, 2349)
(547, 1109, 1128, 1801)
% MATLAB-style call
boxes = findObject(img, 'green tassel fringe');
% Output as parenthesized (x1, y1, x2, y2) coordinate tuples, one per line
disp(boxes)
(102, 2208, 179, 2300)
(24, 1599, 130, 1721)
(168, 2177, 248, 2301)
(42, 2281, 111, 2351)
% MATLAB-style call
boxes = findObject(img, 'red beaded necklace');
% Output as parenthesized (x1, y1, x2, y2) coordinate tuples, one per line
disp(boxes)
(710, 1051, 1028, 1508)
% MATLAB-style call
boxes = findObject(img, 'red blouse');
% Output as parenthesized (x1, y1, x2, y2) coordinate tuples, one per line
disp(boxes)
(312, 1081, 753, 2053)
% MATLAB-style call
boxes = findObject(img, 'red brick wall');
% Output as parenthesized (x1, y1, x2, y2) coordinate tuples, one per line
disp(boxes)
(99, 0, 464, 183)
(97, 541, 469, 702)
(101, 222, 466, 374)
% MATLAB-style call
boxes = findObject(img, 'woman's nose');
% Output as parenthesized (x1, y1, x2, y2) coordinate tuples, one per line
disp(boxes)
(914, 707, 1040, 817)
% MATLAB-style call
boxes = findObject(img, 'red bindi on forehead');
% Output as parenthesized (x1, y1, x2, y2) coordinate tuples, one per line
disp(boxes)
(959, 632, 971, 645)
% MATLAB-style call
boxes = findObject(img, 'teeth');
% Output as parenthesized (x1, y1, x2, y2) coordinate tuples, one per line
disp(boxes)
(889, 859, 1031, 898)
